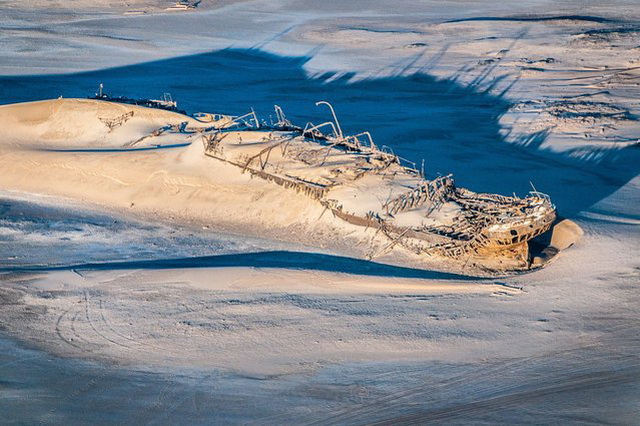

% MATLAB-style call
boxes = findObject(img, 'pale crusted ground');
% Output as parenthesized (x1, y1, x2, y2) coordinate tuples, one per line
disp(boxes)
(0, 1, 639, 424)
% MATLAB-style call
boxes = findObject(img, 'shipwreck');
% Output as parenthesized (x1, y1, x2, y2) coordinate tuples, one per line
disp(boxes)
(191, 101, 576, 273)
(8, 91, 580, 274)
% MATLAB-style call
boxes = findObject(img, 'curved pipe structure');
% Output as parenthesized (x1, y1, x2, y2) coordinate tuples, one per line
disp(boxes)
(315, 101, 343, 139)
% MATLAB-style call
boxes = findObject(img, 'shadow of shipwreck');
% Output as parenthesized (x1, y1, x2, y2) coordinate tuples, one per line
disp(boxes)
(0, 47, 637, 273)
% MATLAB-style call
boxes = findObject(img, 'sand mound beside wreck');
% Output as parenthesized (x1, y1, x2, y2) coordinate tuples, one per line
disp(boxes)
(0, 98, 197, 149)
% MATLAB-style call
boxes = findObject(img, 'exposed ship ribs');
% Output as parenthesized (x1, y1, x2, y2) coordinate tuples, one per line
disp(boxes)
(383, 175, 455, 216)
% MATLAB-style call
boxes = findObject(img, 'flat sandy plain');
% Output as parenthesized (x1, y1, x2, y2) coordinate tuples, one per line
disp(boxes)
(0, 0, 639, 424)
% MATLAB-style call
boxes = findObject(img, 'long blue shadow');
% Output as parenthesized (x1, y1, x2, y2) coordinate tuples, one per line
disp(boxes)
(0, 48, 637, 218)
(2, 251, 480, 281)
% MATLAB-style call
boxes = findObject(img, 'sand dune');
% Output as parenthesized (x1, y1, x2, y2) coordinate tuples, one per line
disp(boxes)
(0, 98, 198, 149)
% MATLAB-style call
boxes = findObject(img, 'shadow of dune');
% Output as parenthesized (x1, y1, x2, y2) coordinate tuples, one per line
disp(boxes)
(1, 251, 481, 281)
(0, 47, 637, 219)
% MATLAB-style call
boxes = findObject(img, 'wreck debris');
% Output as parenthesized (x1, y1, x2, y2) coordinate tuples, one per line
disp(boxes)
(99, 111, 135, 132)
(383, 175, 455, 216)
(123, 122, 187, 148)
(91, 84, 185, 113)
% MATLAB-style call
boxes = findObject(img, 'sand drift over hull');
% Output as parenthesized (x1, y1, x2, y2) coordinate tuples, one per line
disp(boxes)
(0, 98, 578, 275)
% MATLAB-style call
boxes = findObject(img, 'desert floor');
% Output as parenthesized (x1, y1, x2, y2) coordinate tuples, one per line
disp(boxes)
(0, 0, 639, 424)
